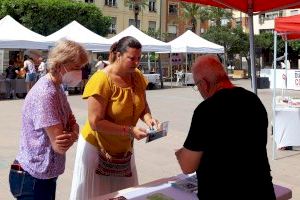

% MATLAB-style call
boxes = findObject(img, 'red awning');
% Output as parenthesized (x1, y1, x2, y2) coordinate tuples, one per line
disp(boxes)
(275, 14, 300, 40)
(178, 0, 300, 14)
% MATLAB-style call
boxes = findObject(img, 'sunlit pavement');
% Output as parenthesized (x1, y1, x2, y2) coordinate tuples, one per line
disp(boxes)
(0, 79, 299, 200)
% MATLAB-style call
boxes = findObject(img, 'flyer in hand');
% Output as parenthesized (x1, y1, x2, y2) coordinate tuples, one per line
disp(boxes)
(146, 121, 169, 143)
(171, 174, 198, 194)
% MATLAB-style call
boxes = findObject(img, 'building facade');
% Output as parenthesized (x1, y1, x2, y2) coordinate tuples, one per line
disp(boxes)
(254, 9, 300, 34)
(79, 0, 161, 36)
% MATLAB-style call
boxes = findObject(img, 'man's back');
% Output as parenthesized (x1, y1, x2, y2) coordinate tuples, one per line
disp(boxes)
(184, 87, 275, 199)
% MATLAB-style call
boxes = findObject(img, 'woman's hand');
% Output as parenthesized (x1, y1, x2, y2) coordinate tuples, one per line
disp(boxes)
(145, 118, 159, 129)
(131, 126, 148, 140)
(55, 132, 73, 153)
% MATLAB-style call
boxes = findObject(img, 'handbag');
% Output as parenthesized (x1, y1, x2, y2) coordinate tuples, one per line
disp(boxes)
(95, 150, 132, 177)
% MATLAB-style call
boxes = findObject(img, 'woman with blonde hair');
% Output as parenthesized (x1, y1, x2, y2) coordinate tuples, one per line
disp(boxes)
(9, 39, 88, 200)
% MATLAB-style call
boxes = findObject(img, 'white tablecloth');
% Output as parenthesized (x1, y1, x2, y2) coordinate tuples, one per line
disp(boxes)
(96, 174, 197, 200)
(274, 106, 300, 148)
(143, 73, 160, 85)
(184, 73, 194, 85)
(95, 174, 291, 200)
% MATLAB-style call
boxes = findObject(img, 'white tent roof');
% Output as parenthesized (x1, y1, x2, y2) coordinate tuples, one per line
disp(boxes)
(108, 25, 170, 52)
(46, 21, 111, 51)
(0, 15, 52, 49)
(167, 30, 224, 53)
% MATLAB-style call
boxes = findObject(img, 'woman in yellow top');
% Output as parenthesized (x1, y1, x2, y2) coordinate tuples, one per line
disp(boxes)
(70, 36, 159, 199)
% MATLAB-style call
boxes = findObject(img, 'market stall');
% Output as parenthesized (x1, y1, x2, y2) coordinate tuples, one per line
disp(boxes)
(272, 14, 300, 158)
(159, 30, 224, 87)
(45, 20, 111, 51)
(178, 0, 300, 94)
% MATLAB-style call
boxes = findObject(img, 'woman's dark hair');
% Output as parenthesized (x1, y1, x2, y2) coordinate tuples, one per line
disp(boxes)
(24, 55, 30, 60)
(115, 36, 142, 55)
(108, 42, 118, 63)
(9, 59, 14, 66)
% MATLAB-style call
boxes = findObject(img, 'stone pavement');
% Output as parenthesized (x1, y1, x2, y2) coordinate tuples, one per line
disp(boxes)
(0, 79, 299, 200)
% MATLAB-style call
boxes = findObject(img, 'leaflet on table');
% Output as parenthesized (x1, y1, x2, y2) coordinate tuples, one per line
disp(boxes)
(276, 96, 300, 107)
(171, 174, 198, 194)
(146, 121, 169, 143)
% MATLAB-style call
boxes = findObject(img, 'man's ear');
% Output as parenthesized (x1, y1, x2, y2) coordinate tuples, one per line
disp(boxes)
(202, 79, 210, 93)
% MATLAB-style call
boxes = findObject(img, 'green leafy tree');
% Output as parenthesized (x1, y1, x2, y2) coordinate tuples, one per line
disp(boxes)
(202, 26, 237, 67)
(207, 7, 232, 27)
(124, 0, 148, 28)
(0, 0, 111, 36)
(180, 2, 209, 33)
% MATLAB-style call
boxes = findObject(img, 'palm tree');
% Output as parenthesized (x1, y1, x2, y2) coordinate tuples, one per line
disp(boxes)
(180, 2, 209, 33)
(124, 0, 148, 28)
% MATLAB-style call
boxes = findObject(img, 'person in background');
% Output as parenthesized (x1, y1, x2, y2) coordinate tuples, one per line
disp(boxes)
(9, 39, 89, 200)
(94, 56, 105, 71)
(70, 36, 159, 199)
(38, 57, 47, 79)
(23, 54, 37, 92)
(81, 63, 91, 93)
(5, 59, 19, 99)
(175, 55, 276, 200)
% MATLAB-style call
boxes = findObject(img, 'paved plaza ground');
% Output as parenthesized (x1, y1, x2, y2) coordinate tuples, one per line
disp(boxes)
(0, 79, 299, 200)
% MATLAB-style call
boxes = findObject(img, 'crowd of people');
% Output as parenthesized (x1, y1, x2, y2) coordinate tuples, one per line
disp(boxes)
(1, 51, 48, 99)
(8, 37, 276, 200)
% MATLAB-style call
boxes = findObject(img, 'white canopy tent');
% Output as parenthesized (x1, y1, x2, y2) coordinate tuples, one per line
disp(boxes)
(0, 15, 52, 49)
(46, 21, 111, 51)
(161, 30, 224, 87)
(107, 25, 171, 52)
(167, 30, 224, 54)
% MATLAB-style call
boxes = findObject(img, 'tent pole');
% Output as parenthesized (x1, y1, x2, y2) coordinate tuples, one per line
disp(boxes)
(147, 52, 151, 72)
(284, 41, 288, 96)
(170, 53, 173, 88)
(185, 53, 188, 85)
(272, 31, 278, 160)
(248, 11, 257, 94)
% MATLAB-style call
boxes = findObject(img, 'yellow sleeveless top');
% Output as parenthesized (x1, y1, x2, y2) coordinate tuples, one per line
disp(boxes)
(81, 69, 148, 156)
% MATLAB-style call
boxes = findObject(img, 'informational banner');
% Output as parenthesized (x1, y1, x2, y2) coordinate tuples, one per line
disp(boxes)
(260, 69, 300, 90)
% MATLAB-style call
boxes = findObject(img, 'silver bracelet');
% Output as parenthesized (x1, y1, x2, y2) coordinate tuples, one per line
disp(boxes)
(128, 126, 134, 140)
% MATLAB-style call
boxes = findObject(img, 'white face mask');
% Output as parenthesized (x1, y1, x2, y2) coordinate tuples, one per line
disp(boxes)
(61, 66, 82, 87)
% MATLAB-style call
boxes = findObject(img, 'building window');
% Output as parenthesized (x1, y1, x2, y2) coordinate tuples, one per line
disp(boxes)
(109, 17, 117, 34)
(168, 25, 177, 34)
(169, 4, 178, 15)
(291, 10, 299, 16)
(259, 29, 273, 34)
(129, 4, 141, 12)
(221, 19, 229, 26)
(149, 0, 156, 12)
(148, 21, 156, 32)
(105, 0, 117, 7)
(129, 19, 140, 29)
(264, 11, 282, 20)
(85, 0, 94, 3)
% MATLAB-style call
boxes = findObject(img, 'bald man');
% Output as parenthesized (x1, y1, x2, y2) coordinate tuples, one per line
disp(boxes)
(175, 55, 275, 199)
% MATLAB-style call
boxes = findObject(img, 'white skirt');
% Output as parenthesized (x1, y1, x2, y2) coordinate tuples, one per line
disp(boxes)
(69, 134, 138, 200)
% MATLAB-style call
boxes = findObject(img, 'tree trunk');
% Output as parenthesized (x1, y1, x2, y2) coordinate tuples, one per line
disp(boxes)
(134, 5, 139, 28)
